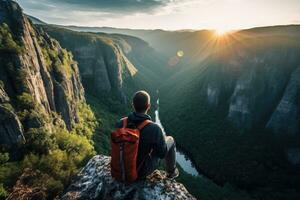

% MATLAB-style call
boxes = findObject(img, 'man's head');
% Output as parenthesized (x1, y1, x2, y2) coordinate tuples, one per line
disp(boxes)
(132, 90, 151, 113)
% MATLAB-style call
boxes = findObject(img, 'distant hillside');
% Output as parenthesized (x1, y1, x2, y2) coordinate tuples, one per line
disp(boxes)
(59, 25, 213, 64)
(26, 15, 46, 25)
(61, 25, 300, 72)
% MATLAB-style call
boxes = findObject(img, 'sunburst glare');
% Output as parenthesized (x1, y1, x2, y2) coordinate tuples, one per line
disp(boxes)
(214, 28, 231, 36)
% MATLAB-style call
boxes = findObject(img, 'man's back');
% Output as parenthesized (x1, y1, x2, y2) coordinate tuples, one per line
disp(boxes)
(116, 112, 167, 178)
(112, 90, 178, 181)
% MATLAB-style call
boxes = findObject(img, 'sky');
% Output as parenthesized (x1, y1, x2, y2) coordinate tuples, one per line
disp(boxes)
(17, 0, 300, 31)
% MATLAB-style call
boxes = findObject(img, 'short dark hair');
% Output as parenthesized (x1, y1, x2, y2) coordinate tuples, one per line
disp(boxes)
(132, 91, 150, 113)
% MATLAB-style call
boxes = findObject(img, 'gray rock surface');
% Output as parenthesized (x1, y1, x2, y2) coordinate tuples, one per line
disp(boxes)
(266, 65, 300, 136)
(227, 51, 291, 130)
(0, 0, 84, 133)
(61, 155, 196, 200)
(0, 85, 24, 146)
(0, 106, 24, 146)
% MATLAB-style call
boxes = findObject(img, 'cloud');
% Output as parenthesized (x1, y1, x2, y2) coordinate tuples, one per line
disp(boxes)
(16, 0, 193, 25)
(16, 0, 187, 25)
(59, 0, 167, 11)
(18, 0, 177, 14)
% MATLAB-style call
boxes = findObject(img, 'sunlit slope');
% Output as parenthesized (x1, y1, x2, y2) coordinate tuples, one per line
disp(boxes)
(109, 33, 170, 78)
(160, 26, 300, 200)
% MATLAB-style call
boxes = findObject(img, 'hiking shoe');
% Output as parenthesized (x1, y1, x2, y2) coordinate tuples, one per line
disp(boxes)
(167, 168, 179, 179)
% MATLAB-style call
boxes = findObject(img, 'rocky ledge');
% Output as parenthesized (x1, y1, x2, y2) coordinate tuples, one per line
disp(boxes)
(61, 155, 196, 200)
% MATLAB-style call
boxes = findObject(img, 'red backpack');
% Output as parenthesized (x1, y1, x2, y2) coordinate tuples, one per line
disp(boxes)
(111, 117, 152, 183)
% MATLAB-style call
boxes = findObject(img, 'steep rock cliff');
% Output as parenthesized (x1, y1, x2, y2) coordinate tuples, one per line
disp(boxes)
(226, 48, 297, 130)
(61, 155, 195, 200)
(0, 2, 97, 199)
(0, 0, 84, 146)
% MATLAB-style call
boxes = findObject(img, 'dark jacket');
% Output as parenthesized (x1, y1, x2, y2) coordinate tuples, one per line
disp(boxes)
(115, 112, 167, 179)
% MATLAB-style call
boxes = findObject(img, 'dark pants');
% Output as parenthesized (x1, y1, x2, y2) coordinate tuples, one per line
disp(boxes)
(138, 136, 177, 179)
(165, 136, 176, 173)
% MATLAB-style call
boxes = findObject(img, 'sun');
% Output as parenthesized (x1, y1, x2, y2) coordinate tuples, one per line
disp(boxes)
(214, 28, 231, 36)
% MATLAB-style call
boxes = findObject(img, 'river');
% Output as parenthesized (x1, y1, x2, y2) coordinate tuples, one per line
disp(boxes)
(155, 98, 200, 177)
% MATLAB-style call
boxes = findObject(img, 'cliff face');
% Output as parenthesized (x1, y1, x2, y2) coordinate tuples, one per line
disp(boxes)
(225, 48, 299, 131)
(0, 84, 24, 146)
(266, 65, 300, 136)
(61, 155, 195, 200)
(66, 39, 131, 93)
(0, 0, 84, 146)
(39, 26, 139, 102)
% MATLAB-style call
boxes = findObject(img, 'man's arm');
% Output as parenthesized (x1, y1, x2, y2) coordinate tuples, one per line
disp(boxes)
(152, 124, 167, 159)
(115, 120, 123, 128)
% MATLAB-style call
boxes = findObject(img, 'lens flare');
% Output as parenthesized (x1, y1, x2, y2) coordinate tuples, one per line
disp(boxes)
(177, 50, 184, 57)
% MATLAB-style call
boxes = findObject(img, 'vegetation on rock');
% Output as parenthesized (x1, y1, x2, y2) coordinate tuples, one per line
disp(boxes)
(0, 23, 23, 54)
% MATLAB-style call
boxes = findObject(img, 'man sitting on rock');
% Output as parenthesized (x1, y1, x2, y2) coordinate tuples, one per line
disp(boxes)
(113, 90, 179, 181)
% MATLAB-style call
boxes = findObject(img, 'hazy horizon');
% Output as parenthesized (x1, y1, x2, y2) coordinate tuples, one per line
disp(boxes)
(17, 0, 300, 32)
(27, 15, 300, 32)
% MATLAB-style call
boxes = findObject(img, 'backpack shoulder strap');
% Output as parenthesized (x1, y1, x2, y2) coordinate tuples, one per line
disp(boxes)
(121, 117, 128, 128)
(137, 119, 152, 130)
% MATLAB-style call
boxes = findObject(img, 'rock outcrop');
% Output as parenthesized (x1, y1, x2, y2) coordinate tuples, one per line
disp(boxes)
(61, 155, 195, 200)
(0, 84, 25, 146)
